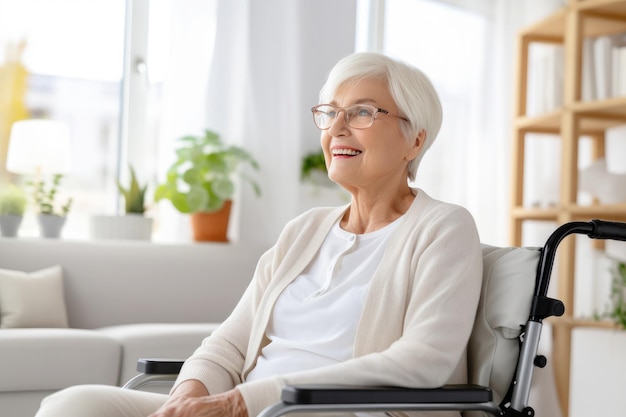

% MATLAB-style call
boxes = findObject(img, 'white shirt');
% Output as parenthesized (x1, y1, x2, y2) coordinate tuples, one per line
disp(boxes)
(246, 217, 401, 381)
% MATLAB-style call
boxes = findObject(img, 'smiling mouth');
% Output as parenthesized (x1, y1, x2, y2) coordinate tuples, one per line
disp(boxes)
(332, 148, 362, 157)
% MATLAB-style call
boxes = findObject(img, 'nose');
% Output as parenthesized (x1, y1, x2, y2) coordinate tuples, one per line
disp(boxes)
(328, 108, 350, 134)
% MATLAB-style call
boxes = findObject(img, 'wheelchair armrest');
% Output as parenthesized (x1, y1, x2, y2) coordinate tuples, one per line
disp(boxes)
(281, 384, 493, 404)
(257, 384, 498, 417)
(136, 358, 185, 374)
(122, 359, 185, 390)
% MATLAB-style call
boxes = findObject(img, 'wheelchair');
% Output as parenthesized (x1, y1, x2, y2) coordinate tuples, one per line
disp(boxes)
(123, 219, 626, 417)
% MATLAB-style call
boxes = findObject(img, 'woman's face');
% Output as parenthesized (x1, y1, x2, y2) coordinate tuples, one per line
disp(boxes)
(321, 77, 422, 192)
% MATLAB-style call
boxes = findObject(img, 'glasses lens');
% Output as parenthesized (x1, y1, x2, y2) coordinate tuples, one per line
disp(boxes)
(346, 105, 375, 129)
(312, 105, 335, 129)
(311, 104, 377, 129)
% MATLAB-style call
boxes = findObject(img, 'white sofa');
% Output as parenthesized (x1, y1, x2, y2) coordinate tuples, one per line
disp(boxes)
(0, 237, 266, 417)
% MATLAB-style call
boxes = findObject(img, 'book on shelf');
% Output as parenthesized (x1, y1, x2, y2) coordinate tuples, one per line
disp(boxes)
(582, 32, 626, 101)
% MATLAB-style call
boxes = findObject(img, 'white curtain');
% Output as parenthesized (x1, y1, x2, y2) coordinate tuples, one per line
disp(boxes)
(391, 0, 564, 247)
(201, 0, 358, 247)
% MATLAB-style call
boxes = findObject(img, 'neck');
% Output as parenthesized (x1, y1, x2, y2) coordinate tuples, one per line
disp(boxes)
(341, 186, 416, 234)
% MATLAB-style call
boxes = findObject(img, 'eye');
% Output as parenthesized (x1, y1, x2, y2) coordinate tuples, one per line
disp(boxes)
(355, 106, 374, 117)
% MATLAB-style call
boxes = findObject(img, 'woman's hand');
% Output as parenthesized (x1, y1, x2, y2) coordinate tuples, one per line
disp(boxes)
(149, 386, 248, 417)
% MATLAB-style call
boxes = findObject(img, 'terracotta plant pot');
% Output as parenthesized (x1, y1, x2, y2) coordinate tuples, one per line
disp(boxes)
(190, 200, 232, 242)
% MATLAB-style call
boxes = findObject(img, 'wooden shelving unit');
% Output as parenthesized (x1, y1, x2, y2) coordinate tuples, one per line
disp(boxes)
(510, 1, 626, 415)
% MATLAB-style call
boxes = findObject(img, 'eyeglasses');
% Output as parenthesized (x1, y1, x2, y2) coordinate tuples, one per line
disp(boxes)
(311, 104, 408, 130)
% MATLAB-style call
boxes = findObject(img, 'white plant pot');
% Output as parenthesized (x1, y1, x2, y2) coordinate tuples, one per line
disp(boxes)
(37, 214, 66, 239)
(0, 215, 23, 237)
(90, 214, 153, 241)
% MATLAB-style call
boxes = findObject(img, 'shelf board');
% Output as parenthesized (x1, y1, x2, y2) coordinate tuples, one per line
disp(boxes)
(511, 207, 560, 221)
(569, 204, 626, 219)
(512, 204, 626, 221)
(520, 1, 626, 42)
(550, 316, 622, 330)
(516, 111, 562, 133)
(520, 8, 566, 41)
(582, 6, 626, 37)
(573, 96, 626, 122)
(578, 0, 626, 18)
(517, 96, 626, 134)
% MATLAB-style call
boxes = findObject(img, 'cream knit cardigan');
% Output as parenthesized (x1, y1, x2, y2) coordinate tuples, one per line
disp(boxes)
(174, 190, 483, 417)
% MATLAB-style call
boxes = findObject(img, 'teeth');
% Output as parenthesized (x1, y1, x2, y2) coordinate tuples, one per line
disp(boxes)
(332, 149, 361, 156)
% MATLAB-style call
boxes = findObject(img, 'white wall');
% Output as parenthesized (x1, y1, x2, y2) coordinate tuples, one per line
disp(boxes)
(570, 328, 626, 417)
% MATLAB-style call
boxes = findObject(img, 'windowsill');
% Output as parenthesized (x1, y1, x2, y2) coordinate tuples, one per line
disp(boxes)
(14, 211, 220, 245)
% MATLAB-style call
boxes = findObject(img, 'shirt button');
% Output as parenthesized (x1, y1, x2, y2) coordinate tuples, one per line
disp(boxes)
(349, 235, 356, 242)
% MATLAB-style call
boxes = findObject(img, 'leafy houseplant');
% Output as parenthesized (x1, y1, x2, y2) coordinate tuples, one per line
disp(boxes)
(300, 150, 329, 185)
(299, 150, 349, 208)
(29, 174, 72, 238)
(90, 165, 152, 240)
(154, 129, 260, 241)
(595, 260, 626, 329)
(0, 183, 28, 216)
(155, 129, 260, 213)
(30, 174, 72, 217)
(0, 183, 28, 237)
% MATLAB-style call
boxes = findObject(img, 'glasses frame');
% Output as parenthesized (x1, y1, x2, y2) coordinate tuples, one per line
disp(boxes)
(311, 104, 409, 130)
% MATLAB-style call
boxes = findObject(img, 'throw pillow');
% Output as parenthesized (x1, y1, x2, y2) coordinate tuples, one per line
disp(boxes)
(0, 265, 69, 328)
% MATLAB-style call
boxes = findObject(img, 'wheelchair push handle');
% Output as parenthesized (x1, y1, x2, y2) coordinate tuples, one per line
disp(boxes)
(533, 219, 626, 319)
(588, 219, 626, 241)
(513, 219, 626, 413)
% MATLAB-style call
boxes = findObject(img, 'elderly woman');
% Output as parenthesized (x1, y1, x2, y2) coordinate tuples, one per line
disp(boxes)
(35, 52, 482, 417)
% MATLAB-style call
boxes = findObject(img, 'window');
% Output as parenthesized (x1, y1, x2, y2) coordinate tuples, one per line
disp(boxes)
(0, 0, 217, 241)
(0, 0, 125, 237)
(356, 0, 506, 243)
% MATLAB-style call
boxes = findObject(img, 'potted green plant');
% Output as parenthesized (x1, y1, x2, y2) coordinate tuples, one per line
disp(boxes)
(30, 174, 72, 238)
(117, 164, 148, 215)
(154, 129, 260, 241)
(595, 259, 626, 329)
(91, 165, 153, 240)
(299, 149, 348, 209)
(300, 150, 332, 187)
(0, 183, 28, 237)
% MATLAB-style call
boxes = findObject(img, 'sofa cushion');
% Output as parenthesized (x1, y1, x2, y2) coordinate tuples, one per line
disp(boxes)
(0, 328, 120, 391)
(0, 239, 264, 329)
(0, 266, 69, 329)
(99, 323, 220, 385)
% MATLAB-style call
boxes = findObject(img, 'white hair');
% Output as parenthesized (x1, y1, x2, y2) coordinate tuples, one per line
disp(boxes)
(319, 52, 442, 181)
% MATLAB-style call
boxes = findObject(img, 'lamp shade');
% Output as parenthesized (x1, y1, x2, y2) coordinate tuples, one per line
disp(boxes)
(6, 119, 72, 175)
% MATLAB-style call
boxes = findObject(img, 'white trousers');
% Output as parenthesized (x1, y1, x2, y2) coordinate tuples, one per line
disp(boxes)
(35, 385, 168, 417)
(34, 385, 390, 417)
